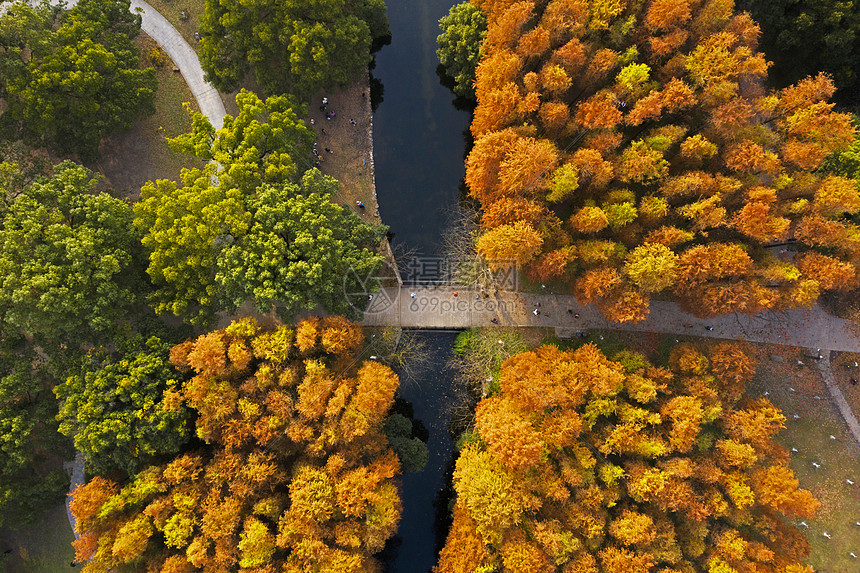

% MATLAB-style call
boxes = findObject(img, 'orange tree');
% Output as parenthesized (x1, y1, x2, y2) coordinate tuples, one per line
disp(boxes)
(467, 0, 858, 321)
(436, 341, 817, 573)
(69, 316, 403, 572)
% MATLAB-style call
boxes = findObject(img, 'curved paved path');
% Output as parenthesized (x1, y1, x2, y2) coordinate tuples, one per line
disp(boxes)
(55, 0, 227, 128)
(814, 351, 860, 447)
(363, 287, 860, 352)
(132, 0, 226, 128)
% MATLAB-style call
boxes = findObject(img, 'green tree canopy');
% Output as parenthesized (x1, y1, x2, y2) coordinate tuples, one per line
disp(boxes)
(133, 166, 251, 326)
(168, 89, 315, 194)
(437, 1, 487, 99)
(0, 161, 143, 339)
(382, 413, 429, 473)
(135, 167, 385, 325)
(0, 0, 156, 160)
(55, 336, 192, 476)
(198, 0, 388, 95)
(737, 0, 860, 104)
(215, 170, 386, 321)
(0, 323, 71, 527)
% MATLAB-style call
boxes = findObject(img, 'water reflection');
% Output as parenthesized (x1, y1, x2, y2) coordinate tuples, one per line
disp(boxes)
(372, 0, 472, 257)
(380, 331, 458, 573)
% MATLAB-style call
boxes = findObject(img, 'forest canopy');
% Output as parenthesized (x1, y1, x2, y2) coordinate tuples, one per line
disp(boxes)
(465, 0, 858, 322)
(436, 340, 817, 573)
(198, 0, 390, 95)
(0, 0, 156, 161)
(134, 91, 386, 326)
(71, 317, 405, 572)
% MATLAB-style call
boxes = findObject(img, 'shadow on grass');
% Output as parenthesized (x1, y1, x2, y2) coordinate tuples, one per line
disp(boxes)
(0, 503, 74, 573)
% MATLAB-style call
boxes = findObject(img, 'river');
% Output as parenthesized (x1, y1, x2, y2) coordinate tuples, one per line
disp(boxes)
(372, 0, 471, 570)
(373, 0, 472, 257)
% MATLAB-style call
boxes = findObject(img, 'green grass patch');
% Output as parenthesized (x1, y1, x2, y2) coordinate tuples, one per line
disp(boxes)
(144, 0, 207, 47)
(0, 503, 75, 573)
(748, 348, 860, 573)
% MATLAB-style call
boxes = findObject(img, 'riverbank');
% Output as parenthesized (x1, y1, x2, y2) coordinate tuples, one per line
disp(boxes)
(309, 77, 380, 224)
(309, 75, 401, 284)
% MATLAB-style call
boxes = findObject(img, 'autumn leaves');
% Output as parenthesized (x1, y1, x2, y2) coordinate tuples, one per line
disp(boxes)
(467, 0, 860, 322)
(437, 341, 818, 573)
(70, 317, 404, 572)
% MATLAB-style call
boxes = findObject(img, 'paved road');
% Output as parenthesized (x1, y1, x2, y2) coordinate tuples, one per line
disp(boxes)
(362, 287, 860, 352)
(814, 351, 860, 446)
(38, 0, 227, 129)
(132, 0, 226, 128)
(63, 451, 85, 538)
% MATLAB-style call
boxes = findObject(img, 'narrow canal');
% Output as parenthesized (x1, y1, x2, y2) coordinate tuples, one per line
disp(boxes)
(373, 0, 471, 256)
(372, 0, 471, 570)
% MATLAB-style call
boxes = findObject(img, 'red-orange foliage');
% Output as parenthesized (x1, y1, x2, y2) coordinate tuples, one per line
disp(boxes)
(482, 197, 547, 228)
(795, 252, 857, 291)
(552, 38, 587, 74)
(440, 339, 815, 572)
(645, 0, 692, 31)
(70, 318, 404, 573)
(575, 90, 622, 129)
(465, 0, 859, 322)
(434, 507, 492, 573)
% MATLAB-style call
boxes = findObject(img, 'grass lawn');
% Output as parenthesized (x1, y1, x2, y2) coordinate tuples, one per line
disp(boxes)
(0, 503, 75, 573)
(747, 344, 860, 573)
(89, 33, 204, 200)
(144, 0, 207, 48)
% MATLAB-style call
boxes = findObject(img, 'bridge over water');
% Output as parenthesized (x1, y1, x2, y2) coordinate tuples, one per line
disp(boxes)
(362, 286, 860, 353)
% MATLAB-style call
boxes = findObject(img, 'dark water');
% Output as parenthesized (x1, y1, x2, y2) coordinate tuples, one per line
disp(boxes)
(380, 331, 458, 573)
(372, 0, 469, 569)
(372, 0, 472, 257)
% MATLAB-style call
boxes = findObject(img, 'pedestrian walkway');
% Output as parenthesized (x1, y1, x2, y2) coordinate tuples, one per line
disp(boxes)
(132, 0, 226, 128)
(47, 0, 227, 129)
(362, 286, 860, 352)
(63, 451, 85, 538)
(814, 351, 860, 446)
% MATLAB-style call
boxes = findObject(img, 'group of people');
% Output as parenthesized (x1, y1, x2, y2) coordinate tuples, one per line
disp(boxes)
(310, 95, 363, 178)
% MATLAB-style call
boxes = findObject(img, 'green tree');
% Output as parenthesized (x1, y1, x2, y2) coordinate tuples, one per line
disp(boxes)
(215, 169, 386, 320)
(133, 166, 251, 326)
(1, 0, 156, 160)
(383, 413, 429, 473)
(168, 89, 315, 194)
(0, 323, 71, 527)
(0, 1, 58, 101)
(437, 1, 487, 99)
(199, 0, 389, 95)
(287, 16, 373, 96)
(54, 336, 192, 476)
(0, 161, 143, 339)
(737, 0, 860, 104)
(135, 167, 384, 325)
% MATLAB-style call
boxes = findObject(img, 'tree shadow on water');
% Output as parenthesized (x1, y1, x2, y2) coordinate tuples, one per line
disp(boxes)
(435, 64, 476, 112)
